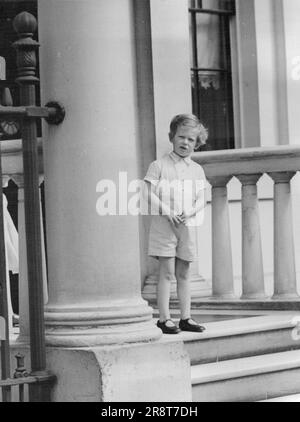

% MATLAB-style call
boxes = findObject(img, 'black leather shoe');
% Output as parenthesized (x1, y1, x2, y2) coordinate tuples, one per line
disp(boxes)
(179, 318, 206, 332)
(157, 319, 181, 334)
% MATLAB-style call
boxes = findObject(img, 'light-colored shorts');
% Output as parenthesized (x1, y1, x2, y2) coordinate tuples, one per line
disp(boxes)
(148, 216, 198, 262)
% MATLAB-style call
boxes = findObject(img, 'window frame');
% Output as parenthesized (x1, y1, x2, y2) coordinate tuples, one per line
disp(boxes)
(189, 0, 238, 151)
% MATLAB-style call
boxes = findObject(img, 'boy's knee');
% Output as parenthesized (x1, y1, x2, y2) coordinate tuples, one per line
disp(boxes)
(160, 267, 175, 281)
(160, 269, 175, 282)
(176, 271, 190, 283)
(175, 264, 190, 282)
(159, 257, 175, 282)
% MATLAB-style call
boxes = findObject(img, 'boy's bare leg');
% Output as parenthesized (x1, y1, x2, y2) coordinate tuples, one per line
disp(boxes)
(157, 257, 175, 323)
(175, 258, 191, 320)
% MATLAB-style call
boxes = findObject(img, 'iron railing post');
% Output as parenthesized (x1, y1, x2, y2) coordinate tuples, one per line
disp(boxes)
(12, 12, 50, 402)
(0, 142, 11, 402)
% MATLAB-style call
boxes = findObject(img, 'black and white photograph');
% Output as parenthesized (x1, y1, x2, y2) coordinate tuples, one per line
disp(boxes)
(0, 0, 300, 405)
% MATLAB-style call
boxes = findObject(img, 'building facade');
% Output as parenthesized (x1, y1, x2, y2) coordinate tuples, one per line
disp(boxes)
(1, 0, 300, 401)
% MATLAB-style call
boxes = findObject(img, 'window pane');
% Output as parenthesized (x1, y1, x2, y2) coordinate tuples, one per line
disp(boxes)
(192, 71, 234, 150)
(192, 0, 234, 11)
(195, 12, 221, 69)
(189, 1, 235, 150)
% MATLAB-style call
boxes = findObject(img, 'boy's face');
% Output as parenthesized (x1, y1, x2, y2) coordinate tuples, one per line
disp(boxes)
(169, 124, 199, 158)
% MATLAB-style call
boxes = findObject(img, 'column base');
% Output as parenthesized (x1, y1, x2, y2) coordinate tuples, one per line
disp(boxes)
(142, 274, 211, 305)
(272, 293, 300, 301)
(46, 341, 192, 402)
(210, 293, 238, 301)
(241, 293, 269, 300)
(44, 298, 161, 347)
(6, 339, 192, 402)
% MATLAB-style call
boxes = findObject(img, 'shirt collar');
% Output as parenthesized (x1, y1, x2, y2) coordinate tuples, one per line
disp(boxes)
(169, 151, 192, 165)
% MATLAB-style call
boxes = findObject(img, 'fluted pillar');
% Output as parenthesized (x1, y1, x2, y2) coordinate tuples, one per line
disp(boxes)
(269, 171, 299, 299)
(38, 0, 160, 347)
(35, 2, 193, 402)
(237, 174, 267, 299)
(208, 176, 236, 299)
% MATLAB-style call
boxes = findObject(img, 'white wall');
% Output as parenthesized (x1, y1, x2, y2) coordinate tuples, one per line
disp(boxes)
(282, 0, 300, 146)
(254, 0, 282, 147)
(253, 0, 300, 148)
(150, 0, 192, 158)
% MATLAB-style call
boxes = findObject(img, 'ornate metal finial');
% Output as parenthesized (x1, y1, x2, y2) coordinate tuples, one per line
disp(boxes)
(12, 12, 39, 85)
(13, 11, 37, 36)
(13, 353, 29, 378)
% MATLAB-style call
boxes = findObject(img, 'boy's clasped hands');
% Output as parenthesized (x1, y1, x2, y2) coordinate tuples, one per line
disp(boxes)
(166, 210, 194, 227)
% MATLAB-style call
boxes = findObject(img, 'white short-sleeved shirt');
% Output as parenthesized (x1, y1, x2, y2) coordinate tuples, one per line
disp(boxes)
(144, 151, 206, 226)
(144, 151, 207, 261)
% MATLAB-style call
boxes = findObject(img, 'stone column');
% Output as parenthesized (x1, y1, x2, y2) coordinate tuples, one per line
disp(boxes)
(37, 0, 192, 402)
(38, 0, 160, 348)
(237, 174, 267, 299)
(269, 171, 299, 299)
(208, 176, 236, 299)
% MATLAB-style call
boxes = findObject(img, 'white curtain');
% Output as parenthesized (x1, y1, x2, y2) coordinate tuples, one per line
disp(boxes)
(0, 56, 6, 80)
(190, 0, 222, 90)
(3, 193, 19, 334)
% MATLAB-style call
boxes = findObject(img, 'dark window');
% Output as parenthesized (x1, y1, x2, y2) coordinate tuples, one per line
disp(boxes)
(189, 0, 235, 150)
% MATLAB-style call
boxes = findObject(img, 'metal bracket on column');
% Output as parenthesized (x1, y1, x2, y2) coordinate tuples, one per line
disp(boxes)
(44, 101, 65, 125)
(0, 101, 65, 126)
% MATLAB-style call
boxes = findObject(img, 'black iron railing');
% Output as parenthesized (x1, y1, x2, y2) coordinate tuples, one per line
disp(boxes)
(0, 352, 56, 402)
(0, 11, 64, 402)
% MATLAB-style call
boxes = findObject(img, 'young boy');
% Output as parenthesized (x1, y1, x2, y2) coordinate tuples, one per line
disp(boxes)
(144, 114, 208, 334)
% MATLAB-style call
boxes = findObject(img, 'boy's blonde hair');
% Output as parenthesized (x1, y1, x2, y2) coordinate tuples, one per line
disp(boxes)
(169, 114, 208, 148)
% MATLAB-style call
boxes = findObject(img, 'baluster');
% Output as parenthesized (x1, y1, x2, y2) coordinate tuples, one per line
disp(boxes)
(269, 172, 299, 299)
(237, 174, 267, 299)
(208, 176, 236, 299)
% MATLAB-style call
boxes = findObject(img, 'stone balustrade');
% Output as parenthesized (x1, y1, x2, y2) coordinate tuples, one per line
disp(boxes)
(193, 145, 300, 309)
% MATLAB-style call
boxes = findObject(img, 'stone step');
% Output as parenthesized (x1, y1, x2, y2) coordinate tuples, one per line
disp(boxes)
(259, 393, 300, 402)
(164, 314, 300, 365)
(188, 299, 300, 311)
(191, 349, 300, 402)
